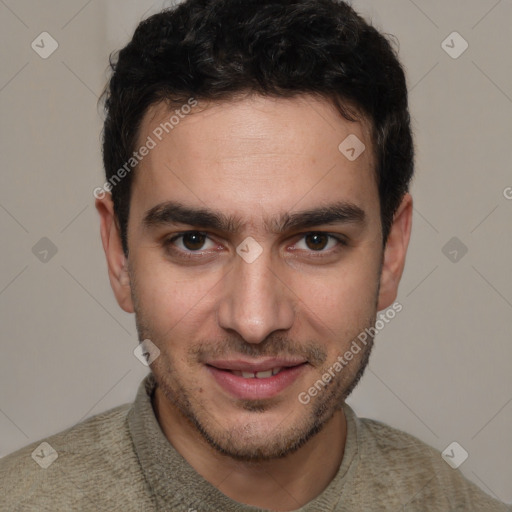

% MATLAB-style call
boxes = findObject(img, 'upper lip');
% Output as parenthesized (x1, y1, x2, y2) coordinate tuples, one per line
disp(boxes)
(206, 358, 307, 373)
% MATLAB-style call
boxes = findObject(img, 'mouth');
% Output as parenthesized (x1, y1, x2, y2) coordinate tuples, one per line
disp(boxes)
(205, 358, 308, 400)
(230, 367, 284, 379)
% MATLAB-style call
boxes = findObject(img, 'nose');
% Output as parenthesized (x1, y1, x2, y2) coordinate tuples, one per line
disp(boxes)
(216, 246, 295, 344)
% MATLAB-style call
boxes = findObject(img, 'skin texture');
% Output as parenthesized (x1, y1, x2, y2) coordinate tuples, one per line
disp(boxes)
(96, 94, 413, 510)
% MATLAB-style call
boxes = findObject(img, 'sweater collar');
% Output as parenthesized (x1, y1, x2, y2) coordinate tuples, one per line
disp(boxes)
(128, 372, 359, 512)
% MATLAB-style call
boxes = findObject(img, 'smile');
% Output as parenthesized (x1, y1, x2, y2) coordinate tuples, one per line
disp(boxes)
(230, 367, 283, 379)
(206, 359, 308, 400)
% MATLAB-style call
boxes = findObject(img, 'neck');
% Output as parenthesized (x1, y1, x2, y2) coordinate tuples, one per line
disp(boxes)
(152, 387, 347, 511)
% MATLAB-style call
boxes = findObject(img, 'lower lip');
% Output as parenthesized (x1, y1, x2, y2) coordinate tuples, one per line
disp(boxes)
(207, 364, 307, 400)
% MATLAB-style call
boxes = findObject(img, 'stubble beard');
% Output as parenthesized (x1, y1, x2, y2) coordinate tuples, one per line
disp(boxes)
(129, 262, 378, 462)
(134, 315, 376, 462)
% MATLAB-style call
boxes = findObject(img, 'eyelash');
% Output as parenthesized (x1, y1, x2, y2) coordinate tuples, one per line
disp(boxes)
(162, 231, 348, 259)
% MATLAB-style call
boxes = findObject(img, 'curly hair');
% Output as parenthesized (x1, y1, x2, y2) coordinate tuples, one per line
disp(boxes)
(100, 0, 414, 255)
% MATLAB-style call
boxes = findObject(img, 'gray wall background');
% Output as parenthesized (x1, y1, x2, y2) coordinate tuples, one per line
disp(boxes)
(1, 0, 511, 504)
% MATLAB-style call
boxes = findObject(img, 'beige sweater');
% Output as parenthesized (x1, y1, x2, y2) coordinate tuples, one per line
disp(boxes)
(1, 373, 509, 511)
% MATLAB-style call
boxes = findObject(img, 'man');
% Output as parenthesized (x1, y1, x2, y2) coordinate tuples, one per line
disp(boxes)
(1, 0, 509, 510)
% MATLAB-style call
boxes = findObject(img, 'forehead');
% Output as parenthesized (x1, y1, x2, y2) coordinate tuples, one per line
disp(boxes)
(131, 94, 378, 227)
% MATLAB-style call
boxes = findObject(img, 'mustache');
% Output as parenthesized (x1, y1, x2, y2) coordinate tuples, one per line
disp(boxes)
(189, 335, 328, 367)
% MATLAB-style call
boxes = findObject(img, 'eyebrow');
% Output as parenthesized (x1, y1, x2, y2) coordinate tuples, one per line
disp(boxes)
(142, 200, 366, 234)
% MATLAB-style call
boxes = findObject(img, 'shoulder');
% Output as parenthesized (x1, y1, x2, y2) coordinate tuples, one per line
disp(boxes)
(351, 411, 510, 510)
(0, 403, 153, 511)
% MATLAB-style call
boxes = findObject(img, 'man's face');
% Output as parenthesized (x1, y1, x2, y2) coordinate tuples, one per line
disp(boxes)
(120, 95, 387, 460)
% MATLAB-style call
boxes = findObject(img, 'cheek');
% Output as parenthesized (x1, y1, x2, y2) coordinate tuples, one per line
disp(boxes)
(132, 253, 222, 334)
(297, 257, 380, 324)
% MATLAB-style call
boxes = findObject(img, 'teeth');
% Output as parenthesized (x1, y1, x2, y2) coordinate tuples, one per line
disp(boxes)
(231, 367, 283, 379)
(255, 369, 272, 379)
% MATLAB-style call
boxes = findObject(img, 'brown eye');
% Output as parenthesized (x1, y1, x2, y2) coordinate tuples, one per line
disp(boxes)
(293, 232, 345, 255)
(304, 233, 330, 251)
(181, 232, 207, 250)
(163, 231, 219, 260)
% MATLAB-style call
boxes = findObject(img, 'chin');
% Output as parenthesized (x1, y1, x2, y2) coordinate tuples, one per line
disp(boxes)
(190, 403, 331, 462)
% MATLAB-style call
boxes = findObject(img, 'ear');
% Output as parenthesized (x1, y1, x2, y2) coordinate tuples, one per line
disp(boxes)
(377, 193, 413, 311)
(95, 195, 134, 313)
